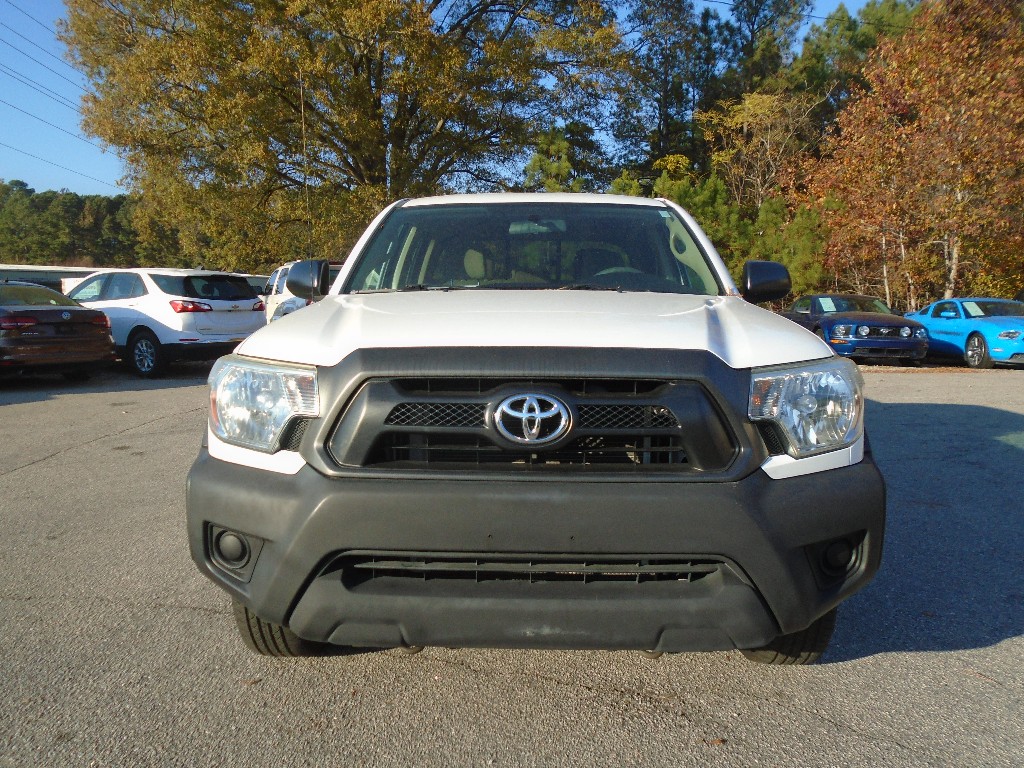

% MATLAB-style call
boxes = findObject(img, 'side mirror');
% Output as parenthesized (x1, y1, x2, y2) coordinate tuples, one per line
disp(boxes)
(285, 259, 332, 300)
(741, 261, 791, 304)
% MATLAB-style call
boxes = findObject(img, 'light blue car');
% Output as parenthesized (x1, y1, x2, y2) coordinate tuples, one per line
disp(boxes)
(906, 298, 1024, 368)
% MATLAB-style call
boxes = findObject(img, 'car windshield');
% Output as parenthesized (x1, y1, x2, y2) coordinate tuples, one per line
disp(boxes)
(150, 274, 258, 301)
(819, 296, 893, 314)
(0, 283, 79, 307)
(343, 202, 722, 296)
(962, 300, 1024, 318)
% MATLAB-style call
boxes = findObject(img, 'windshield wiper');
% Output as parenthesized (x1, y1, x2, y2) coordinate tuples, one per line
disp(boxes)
(557, 283, 624, 292)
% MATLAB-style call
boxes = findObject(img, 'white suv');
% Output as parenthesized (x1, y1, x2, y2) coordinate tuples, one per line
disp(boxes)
(68, 268, 266, 376)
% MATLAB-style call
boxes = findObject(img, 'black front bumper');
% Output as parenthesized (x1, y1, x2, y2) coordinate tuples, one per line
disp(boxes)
(186, 449, 885, 652)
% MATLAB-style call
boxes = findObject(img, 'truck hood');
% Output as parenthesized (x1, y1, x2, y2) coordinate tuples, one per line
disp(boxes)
(236, 290, 832, 370)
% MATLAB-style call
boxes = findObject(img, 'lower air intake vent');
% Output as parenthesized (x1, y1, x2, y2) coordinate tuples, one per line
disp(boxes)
(334, 553, 724, 588)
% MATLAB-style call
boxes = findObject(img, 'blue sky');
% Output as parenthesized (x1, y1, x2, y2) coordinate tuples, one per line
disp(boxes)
(0, 0, 868, 197)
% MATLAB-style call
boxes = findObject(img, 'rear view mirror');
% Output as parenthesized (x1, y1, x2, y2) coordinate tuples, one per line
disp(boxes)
(741, 261, 791, 304)
(285, 260, 332, 300)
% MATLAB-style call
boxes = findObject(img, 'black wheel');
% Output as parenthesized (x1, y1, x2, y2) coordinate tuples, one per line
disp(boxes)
(128, 330, 165, 377)
(232, 601, 330, 657)
(741, 608, 837, 665)
(964, 333, 993, 369)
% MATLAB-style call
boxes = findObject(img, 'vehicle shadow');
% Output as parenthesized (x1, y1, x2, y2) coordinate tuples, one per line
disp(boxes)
(829, 398, 1024, 661)
(0, 361, 213, 405)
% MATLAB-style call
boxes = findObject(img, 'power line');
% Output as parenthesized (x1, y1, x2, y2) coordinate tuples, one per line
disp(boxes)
(2, 0, 58, 37)
(0, 63, 81, 112)
(0, 139, 120, 190)
(0, 20, 81, 78)
(0, 36, 89, 94)
(0, 97, 104, 150)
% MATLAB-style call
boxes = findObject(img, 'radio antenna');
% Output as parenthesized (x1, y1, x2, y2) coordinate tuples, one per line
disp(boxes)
(298, 67, 314, 259)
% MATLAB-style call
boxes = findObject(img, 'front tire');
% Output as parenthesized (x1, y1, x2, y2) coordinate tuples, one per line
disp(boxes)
(965, 333, 993, 369)
(232, 601, 330, 657)
(741, 608, 837, 665)
(128, 330, 165, 377)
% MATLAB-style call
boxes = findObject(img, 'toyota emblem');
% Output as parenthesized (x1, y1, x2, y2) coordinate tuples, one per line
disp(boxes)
(494, 394, 571, 445)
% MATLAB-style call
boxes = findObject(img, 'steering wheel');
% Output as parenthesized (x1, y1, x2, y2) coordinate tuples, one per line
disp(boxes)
(594, 267, 643, 277)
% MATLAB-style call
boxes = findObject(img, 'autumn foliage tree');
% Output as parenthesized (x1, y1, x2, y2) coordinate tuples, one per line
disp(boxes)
(806, 0, 1024, 307)
(61, 0, 622, 271)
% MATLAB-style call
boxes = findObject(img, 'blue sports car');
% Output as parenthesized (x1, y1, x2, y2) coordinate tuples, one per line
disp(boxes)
(782, 294, 928, 363)
(906, 298, 1024, 368)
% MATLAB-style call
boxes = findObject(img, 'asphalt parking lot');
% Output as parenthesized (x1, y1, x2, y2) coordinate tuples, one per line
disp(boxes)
(0, 363, 1021, 767)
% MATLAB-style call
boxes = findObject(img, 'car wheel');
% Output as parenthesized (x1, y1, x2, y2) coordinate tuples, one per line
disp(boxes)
(964, 333, 993, 369)
(232, 601, 330, 657)
(740, 608, 837, 665)
(128, 330, 165, 377)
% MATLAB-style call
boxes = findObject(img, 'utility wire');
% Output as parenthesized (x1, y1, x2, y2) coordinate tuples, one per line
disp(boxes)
(2, 0, 59, 37)
(0, 20, 81, 78)
(0, 140, 120, 190)
(0, 63, 81, 112)
(0, 36, 89, 93)
(0, 97, 104, 150)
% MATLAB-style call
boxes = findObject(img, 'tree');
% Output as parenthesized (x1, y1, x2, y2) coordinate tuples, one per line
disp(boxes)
(806, 0, 1024, 306)
(523, 123, 610, 192)
(698, 90, 822, 214)
(62, 0, 624, 271)
(784, 1, 919, 141)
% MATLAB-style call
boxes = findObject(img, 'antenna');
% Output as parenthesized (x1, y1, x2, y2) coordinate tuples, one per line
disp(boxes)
(298, 67, 314, 259)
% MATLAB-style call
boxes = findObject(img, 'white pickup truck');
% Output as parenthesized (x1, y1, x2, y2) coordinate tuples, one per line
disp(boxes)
(187, 193, 885, 665)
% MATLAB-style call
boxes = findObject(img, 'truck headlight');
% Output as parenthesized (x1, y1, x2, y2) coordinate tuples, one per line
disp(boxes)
(208, 357, 318, 452)
(749, 358, 863, 458)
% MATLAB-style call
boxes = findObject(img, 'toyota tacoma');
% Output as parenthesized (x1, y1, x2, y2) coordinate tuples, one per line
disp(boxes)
(186, 194, 885, 664)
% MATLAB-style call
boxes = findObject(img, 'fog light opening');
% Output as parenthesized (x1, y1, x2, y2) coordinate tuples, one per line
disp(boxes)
(215, 531, 250, 568)
(821, 539, 854, 575)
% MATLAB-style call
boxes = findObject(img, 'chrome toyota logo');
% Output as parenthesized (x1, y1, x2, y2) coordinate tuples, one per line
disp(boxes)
(494, 394, 571, 445)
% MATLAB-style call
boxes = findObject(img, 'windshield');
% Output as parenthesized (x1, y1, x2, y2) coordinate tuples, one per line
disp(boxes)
(818, 296, 893, 314)
(344, 203, 722, 296)
(963, 300, 1024, 318)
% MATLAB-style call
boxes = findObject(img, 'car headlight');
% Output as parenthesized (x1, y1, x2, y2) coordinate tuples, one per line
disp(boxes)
(915, 328, 928, 340)
(998, 330, 1021, 340)
(208, 357, 318, 452)
(857, 325, 870, 337)
(749, 358, 864, 458)
(832, 324, 852, 338)
(900, 326, 912, 338)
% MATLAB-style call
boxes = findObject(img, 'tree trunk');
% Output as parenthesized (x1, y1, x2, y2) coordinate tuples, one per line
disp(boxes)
(943, 234, 960, 299)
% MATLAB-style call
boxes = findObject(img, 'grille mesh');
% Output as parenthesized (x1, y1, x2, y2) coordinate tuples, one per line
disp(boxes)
(385, 402, 486, 427)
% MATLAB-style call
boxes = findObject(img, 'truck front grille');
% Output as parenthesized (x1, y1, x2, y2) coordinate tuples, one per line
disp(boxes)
(327, 376, 738, 474)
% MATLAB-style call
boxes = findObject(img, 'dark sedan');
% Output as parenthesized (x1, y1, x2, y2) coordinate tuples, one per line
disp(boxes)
(782, 294, 928, 363)
(0, 280, 116, 379)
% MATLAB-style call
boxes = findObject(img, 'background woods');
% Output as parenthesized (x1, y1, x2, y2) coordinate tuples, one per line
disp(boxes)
(2, 0, 1021, 309)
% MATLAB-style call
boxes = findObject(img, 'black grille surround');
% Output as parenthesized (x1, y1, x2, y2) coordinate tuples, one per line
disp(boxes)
(294, 347, 772, 482)
(327, 373, 741, 473)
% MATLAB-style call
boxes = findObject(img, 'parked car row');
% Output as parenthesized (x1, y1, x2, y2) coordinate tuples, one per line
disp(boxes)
(780, 293, 1024, 369)
(5, 263, 1023, 380)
